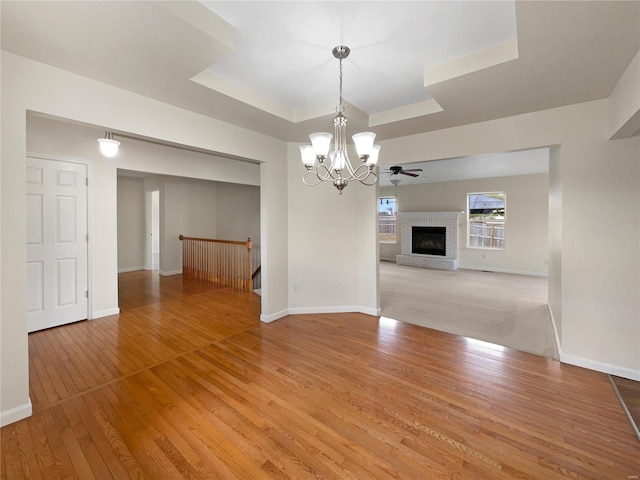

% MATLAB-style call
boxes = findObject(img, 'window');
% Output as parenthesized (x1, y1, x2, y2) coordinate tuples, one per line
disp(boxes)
(468, 192, 505, 248)
(378, 196, 397, 243)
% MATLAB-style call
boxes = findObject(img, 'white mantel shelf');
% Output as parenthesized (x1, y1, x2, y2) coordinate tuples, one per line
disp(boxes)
(396, 211, 463, 270)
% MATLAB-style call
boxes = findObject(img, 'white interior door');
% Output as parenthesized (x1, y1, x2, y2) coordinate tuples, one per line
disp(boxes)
(26, 157, 88, 332)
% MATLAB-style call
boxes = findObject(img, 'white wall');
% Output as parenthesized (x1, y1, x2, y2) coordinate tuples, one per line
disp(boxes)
(379, 173, 549, 276)
(1, 52, 288, 426)
(117, 176, 146, 271)
(380, 99, 640, 380)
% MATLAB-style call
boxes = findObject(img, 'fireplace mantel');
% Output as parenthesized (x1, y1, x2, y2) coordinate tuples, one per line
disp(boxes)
(396, 211, 463, 270)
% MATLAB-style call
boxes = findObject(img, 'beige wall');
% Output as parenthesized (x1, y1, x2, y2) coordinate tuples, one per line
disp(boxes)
(1, 52, 289, 426)
(548, 146, 563, 340)
(609, 49, 640, 139)
(380, 99, 640, 379)
(3, 47, 639, 428)
(287, 142, 379, 315)
(216, 182, 260, 248)
(162, 177, 218, 274)
(379, 172, 549, 276)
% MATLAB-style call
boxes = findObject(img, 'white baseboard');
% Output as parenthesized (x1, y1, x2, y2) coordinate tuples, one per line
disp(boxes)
(547, 305, 640, 381)
(118, 266, 144, 273)
(560, 352, 640, 381)
(1, 398, 32, 427)
(359, 306, 382, 316)
(260, 309, 289, 323)
(160, 269, 182, 276)
(260, 305, 380, 323)
(458, 265, 548, 277)
(91, 307, 120, 319)
(288, 306, 381, 317)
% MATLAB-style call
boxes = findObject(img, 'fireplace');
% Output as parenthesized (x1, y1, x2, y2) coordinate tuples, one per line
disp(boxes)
(396, 211, 462, 270)
(412, 226, 446, 256)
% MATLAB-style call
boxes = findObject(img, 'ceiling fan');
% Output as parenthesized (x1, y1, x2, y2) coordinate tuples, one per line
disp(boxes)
(384, 165, 423, 178)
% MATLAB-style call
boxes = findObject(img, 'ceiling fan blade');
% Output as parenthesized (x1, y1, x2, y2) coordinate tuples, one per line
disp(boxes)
(402, 168, 423, 172)
(401, 172, 420, 177)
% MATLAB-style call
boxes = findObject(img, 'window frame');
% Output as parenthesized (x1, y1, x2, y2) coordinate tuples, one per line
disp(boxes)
(467, 191, 506, 250)
(378, 195, 398, 244)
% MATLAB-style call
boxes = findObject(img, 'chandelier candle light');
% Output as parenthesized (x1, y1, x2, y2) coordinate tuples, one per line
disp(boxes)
(299, 46, 380, 194)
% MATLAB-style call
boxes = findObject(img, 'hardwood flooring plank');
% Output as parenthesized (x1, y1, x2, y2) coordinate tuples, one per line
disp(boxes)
(24, 414, 57, 479)
(3, 271, 638, 479)
(123, 370, 259, 480)
(82, 391, 147, 479)
(98, 382, 187, 480)
(68, 396, 133, 479)
(1, 426, 25, 480)
(12, 419, 43, 480)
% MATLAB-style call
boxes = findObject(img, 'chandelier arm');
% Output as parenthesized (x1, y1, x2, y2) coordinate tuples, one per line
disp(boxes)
(349, 163, 376, 181)
(359, 171, 378, 186)
(316, 163, 340, 181)
(302, 171, 324, 186)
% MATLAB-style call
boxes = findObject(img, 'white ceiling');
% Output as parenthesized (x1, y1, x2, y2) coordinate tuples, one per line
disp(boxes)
(1, 0, 639, 161)
(377, 148, 549, 187)
(202, 1, 517, 115)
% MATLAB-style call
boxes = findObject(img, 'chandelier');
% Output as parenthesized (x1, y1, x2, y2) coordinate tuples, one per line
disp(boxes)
(299, 46, 380, 194)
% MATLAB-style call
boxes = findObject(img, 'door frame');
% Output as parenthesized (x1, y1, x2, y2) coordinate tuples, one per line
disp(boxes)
(26, 152, 94, 320)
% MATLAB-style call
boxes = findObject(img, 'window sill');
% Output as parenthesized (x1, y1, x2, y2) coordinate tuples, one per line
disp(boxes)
(465, 246, 506, 251)
(379, 240, 397, 245)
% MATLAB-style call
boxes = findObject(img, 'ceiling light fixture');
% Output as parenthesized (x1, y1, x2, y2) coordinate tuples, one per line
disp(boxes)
(97, 131, 120, 157)
(299, 45, 379, 194)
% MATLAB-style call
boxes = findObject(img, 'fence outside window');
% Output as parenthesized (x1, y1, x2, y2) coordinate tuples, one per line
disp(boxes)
(379, 215, 396, 242)
(379, 196, 397, 243)
(469, 221, 505, 248)
(467, 192, 506, 249)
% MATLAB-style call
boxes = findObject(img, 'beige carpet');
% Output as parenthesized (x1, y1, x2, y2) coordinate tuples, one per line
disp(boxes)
(380, 261, 559, 359)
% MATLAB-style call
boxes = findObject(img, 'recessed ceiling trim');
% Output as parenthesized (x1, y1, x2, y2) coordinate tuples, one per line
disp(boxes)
(191, 70, 296, 122)
(191, 71, 374, 127)
(369, 99, 444, 127)
(424, 39, 519, 87)
(293, 100, 339, 123)
(155, 1, 236, 49)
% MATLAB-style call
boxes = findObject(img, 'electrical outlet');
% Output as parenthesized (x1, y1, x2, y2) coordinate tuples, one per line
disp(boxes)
(481, 254, 486, 260)
(293, 284, 300, 294)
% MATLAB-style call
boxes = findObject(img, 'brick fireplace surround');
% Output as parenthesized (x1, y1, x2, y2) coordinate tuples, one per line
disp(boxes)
(396, 211, 463, 270)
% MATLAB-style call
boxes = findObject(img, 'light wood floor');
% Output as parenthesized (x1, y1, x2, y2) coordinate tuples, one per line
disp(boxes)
(2, 271, 639, 479)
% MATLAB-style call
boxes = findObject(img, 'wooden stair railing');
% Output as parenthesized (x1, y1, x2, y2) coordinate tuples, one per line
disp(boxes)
(252, 265, 261, 280)
(179, 235, 253, 291)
